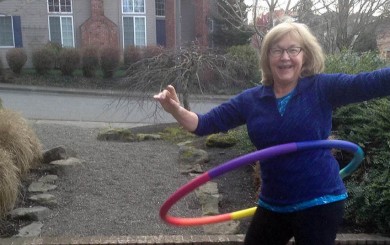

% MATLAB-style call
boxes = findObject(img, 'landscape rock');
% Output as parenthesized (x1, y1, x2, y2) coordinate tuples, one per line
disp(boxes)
(14, 222, 43, 238)
(177, 140, 193, 147)
(38, 174, 58, 183)
(97, 128, 136, 142)
(195, 182, 221, 215)
(178, 146, 208, 174)
(28, 182, 57, 193)
(206, 133, 238, 148)
(42, 146, 76, 164)
(49, 157, 83, 167)
(8, 207, 50, 221)
(136, 133, 161, 141)
(28, 194, 57, 207)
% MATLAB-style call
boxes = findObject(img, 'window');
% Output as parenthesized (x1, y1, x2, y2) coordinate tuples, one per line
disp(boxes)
(47, 0, 73, 47)
(122, 0, 146, 47)
(48, 16, 74, 47)
(48, 0, 72, 13)
(123, 0, 145, 13)
(0, 16, 23, 48)
(155, 0, 165, 17)
(0, 16, 14, 47)
(123, 16, 146, 47)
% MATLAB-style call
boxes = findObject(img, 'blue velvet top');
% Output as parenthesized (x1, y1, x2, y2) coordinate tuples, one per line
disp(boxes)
(194, 68, 390, 207)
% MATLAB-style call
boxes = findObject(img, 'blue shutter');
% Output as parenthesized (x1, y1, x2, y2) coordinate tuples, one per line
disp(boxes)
(12, 16, 23, 48)
(156, 19, 166, 46)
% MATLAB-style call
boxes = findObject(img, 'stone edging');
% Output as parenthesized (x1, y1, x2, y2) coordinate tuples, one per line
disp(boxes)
(1, 233, 390, 245)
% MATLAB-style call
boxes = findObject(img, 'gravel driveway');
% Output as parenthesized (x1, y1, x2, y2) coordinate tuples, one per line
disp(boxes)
(30, 121, 204, 237)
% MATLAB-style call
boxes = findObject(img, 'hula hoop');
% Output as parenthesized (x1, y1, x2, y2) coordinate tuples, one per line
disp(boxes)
(160, 140, 364, 226)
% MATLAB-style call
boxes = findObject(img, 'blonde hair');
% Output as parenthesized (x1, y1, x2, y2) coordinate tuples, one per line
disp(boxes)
(260, 22, 325, 86)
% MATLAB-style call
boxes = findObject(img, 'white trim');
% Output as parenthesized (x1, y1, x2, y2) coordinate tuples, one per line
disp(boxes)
(122, 15, 147, 48)
(48, 15, 75, 47)
(122, 0, 145, 14)
(155, 0, 165, 17)
(0, 15, 15, 48)
(47, 0, 73, 14)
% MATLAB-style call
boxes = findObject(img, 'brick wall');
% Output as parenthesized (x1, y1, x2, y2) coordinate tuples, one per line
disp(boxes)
(80, 0, 119, 50)
(194, 0, 209, 47)
(165, 0, 176, 49)
(165, 0, 210, 49)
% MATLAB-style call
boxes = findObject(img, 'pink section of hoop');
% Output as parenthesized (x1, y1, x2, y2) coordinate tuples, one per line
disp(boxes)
(160, 173, 210, 223)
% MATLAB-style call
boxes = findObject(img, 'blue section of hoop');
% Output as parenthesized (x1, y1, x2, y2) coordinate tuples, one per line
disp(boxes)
(296, 140, 364, 179)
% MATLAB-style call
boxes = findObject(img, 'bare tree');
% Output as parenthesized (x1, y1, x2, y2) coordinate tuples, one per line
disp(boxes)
(311, 0, 390, 51)
(120, 43, 250, 111)
(218, 0, 390, 53)
(215, 0, 298, 48)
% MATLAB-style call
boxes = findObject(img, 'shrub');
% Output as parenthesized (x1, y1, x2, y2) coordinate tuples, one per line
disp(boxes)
(100, 46, 120, 78)
(6, 48, 27, 74)
(142, 45, 163, 59)
(44, 42, 63, 69)
(58, 48, 80, 76)
(81, 46, 99, 77)
(329, 51, 389, 233)
(123, 45, 142, 68)
(0, 109, 43, 176)
(227, 45, 261, 86)
(0, 148, 20, 218)
(325, 50, 386, 74)
(333, 98, 390, 234)
(32, 47, 55, 75)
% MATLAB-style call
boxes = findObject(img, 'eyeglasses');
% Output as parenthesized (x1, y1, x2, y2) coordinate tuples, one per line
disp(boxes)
(269, 47, 303, 58)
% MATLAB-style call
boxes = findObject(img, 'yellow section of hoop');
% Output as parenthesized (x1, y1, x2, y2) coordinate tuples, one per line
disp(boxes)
(231, 207, 257, 220)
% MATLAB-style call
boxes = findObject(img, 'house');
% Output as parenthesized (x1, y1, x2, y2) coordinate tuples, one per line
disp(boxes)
(0, 0, 213, 68)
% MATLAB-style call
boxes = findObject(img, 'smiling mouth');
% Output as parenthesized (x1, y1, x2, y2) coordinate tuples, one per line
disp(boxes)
(278, 64, 293, 69)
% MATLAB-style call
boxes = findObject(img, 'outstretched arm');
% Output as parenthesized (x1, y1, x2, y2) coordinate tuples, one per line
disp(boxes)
(153, 85, 199, 132)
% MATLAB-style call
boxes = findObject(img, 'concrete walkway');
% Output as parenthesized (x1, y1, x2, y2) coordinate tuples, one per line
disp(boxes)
(1, 233, 390, 245)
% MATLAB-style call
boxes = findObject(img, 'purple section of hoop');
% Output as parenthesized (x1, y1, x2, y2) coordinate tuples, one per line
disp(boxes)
(208, 143, 298, 179)
(296, 140, 358, 152)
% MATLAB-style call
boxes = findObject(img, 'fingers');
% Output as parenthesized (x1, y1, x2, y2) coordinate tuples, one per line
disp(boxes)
(153, 85, 179, 103)
(153, 85, 181, 114)
(166, 85, 179, 103)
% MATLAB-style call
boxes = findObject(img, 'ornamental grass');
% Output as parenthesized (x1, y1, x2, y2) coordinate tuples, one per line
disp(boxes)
(0, 148, 20, 217)
(0, 109, 43, 176)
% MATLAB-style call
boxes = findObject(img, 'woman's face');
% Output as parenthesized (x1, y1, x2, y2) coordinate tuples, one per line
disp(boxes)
(269, 34, 304, 87)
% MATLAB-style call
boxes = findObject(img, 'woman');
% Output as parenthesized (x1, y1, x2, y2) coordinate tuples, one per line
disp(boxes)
(154, 21, 390, 245)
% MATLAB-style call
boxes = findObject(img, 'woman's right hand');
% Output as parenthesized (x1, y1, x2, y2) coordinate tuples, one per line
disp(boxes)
(153, 85, 181, 114)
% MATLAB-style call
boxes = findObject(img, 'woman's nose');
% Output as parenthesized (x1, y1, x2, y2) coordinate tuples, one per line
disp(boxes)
(280, 50, 291, 60)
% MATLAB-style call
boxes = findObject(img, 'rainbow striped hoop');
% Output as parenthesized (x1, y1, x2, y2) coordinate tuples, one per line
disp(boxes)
(160, 140, 364, 226)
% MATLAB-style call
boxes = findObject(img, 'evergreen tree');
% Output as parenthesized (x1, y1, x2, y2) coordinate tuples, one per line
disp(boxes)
(211, 0, 254, 48)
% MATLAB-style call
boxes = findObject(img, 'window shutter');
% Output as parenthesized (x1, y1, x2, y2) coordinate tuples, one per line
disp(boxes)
(12, 16, 23, 48)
